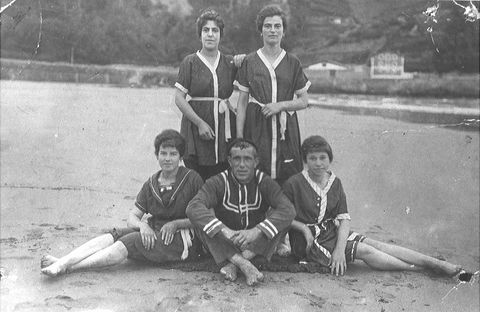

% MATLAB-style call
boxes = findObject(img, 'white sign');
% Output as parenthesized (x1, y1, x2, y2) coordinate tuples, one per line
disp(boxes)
(370, 53, 412, 79)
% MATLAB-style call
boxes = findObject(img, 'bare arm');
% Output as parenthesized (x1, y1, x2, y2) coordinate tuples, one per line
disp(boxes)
(127, 206, 147, 230)
(331, 219, 350, 275)
(291, 220, 308, 233)
(171, 218, 192, 229)
(291, 220, 314, 253)
(174, 88, 214, 140)
(158, 218, 193, 245)
(127, 206, 157, 250)
(261, 91, 309, 118)
(236, 90, 249, 138)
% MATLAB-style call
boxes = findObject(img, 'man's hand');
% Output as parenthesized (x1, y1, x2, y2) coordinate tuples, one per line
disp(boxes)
(159, 221, 177, 245)
(330, 248, 347, 276)
(139, 223, 157, 250)
(233, 54, 246, 68)
(261, 103, 282, 118)
(232, 228, 263, 250)
(198, 120, 215, 140)
(303, 226, 314, 254)
(220, 227, 238, 242)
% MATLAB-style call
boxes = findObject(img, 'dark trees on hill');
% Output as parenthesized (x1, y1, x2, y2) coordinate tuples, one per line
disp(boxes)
(0, 0, 478, 72)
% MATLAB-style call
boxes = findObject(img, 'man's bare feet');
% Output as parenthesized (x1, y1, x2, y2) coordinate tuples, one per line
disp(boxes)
(41, 261, 68, 277)
(237, 261, 264, 286)
(40, 255, 58, 268)
(229, 253, 264, 286)
(243, 266, 264, 286)
(220, 263, 238, 282)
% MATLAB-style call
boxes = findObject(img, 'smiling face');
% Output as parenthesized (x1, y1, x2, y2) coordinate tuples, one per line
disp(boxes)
(262, 15, 284, 46)
(305, 151, 331, 178)
(157, 145, 181, 174)
(201, 20, 220, 52)
(228, 146, 259, 184)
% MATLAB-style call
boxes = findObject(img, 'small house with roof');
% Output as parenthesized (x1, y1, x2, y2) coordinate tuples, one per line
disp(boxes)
(307, 60, 347, 78)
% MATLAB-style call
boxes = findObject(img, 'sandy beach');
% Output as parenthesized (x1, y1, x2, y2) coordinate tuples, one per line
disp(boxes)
(1, 81, 478, 311)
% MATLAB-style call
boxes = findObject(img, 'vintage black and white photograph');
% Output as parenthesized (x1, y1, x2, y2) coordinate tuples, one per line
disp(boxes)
(1, 0, 479, 311)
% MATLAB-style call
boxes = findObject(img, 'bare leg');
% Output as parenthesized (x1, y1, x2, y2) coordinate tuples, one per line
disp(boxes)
(220, 250, 256, 282)
(68, 241, 128, 272)
(356, 243, 423, 271)
(41, 234, 114, 277)
(42, 241, 128, 277)
(276, 233, 291, 257)
(363, 238, 461, 276)
(220, 263, 238, 282)
(228, 252, 264, 286)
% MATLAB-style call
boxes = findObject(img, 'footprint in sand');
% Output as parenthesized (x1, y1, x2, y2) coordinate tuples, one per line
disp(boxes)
(37, 206, 53, 210)
(44, 295, 74, 310)
(0, 237, 18, 246)
(156, 295, 193, 312)
(38, 223, 54, 227)
(156, 297, 181, 312)
(366, 224, 388, 235)
(13, 301, 46, 311)
(110, 288, 154, 296)
(344, 278, 358, 285)
(54, 225, 77, 231)
(374, 290, 396, 304)
(25, 228, 44, 241)
(69, 280, 97, 287)
(200, 292, 214, 300)
(293, 291, 326, 309)
(352, 296, 368, 305)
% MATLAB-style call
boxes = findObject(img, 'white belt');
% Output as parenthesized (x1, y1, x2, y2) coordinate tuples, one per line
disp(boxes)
(190, 97, 234, 163)
(249, 96, 290, 179)
(306, 219, 336, 239)
(179, 228, 195, 260)
(249, 96, 288, 140)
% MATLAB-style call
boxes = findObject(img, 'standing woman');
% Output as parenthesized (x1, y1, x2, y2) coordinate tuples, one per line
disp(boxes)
(236, 4, 311, 186)
(175, 9, 241, 181)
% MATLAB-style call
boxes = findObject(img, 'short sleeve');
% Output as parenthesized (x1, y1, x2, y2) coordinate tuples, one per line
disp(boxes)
(292, 57, 310, 95)
(235, 57, 250, 93)
(135, 181, 150, 213)
(175, 56, 192, 94)
(334, 179, 350, 219)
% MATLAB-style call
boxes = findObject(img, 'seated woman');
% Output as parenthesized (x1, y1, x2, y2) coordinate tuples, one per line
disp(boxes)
(283, 135, 473, 281)
(41, 129, 204, 277)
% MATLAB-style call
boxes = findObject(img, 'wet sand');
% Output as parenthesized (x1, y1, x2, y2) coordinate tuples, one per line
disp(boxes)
(1, 81, 479, 311)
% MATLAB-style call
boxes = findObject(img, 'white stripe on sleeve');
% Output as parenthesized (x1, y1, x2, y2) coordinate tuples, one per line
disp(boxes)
(263, 219, 278, 236)
(259, 222, 275, 238)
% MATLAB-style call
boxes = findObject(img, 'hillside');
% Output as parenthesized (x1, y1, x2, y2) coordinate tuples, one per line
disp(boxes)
(0, 0, 478, 72)
(288, 0, 478, 72)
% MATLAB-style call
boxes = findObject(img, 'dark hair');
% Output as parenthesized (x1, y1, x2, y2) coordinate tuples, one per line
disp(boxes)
(227, 138, 258, 157)
(196, 9, 224, 38)
(154, 129, 186, 157)
(256, 4, 287, 33)
(301, 135, 333, 162)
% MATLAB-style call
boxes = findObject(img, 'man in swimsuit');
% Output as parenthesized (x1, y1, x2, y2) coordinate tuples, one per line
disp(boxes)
(186, 138, 296, 285)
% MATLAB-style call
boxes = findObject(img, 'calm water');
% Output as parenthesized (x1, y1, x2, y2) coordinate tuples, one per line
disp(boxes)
(308, 93, 480, 131)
